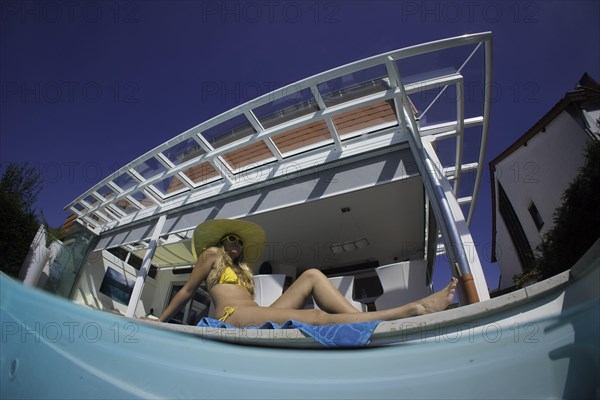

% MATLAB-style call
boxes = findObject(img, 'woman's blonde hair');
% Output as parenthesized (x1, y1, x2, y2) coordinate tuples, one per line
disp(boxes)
(208, 245, 255, 297)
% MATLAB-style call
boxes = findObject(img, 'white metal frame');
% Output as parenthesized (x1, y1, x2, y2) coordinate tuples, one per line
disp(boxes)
(66, 33, 493, 239)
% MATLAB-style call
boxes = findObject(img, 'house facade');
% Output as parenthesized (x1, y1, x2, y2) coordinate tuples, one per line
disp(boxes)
(490, 73, 600, 290)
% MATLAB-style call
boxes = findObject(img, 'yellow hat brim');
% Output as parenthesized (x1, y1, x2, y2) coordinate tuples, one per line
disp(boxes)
(192, 219, 265, 269)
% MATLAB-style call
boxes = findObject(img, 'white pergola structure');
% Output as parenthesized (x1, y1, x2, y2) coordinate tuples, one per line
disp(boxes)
(65, 32, 493, 314)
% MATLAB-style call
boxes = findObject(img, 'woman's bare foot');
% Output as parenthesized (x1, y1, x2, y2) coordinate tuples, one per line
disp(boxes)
(413, 277, 458, 315)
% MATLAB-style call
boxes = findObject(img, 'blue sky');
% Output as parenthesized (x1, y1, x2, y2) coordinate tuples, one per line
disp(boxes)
(1, 1, 599, 289)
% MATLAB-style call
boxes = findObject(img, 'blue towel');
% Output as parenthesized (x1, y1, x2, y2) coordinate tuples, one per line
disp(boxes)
(197, 318, 380, 348)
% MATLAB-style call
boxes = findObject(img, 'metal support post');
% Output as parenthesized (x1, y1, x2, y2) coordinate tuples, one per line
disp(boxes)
(126, 215, 167, 318)
(407, 132, 480, 304)
(387, 56, 480, 303)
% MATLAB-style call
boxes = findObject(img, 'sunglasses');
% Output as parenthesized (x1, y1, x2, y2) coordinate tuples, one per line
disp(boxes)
(221, 235, 244, 247)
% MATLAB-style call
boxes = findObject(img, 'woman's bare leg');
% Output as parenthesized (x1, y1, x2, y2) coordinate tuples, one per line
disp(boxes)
(227, 278, 458, 327)
(269, 269, 361, 313)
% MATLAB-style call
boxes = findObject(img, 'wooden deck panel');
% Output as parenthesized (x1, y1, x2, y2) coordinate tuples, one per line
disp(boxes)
(165, 101, 399, 189)
(183, 163, 220, 184)
(333, 101, 397, 136)
(271, 120, 331, 154)
(223, 141, 273, 169)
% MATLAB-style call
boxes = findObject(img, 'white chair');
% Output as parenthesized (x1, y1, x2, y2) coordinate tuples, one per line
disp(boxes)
(314, 275, 367, 312)
(253, 274, 286, 307)
(374, 260, 431, 310)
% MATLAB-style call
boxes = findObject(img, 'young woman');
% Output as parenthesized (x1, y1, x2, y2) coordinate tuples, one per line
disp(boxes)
(158, 219, 457, 326)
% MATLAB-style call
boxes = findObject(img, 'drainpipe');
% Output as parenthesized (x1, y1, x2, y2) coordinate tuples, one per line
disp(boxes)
(126, 215, 166, 318)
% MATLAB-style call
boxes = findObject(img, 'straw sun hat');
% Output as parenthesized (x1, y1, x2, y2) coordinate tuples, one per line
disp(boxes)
(191, 219, 266, 268)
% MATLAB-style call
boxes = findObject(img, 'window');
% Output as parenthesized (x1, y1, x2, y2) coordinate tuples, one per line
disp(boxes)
(106, 247, 158, 278)
(497, 183, 535, 269)
(99, 267, 135, 305)
(528, 201, 544, 231)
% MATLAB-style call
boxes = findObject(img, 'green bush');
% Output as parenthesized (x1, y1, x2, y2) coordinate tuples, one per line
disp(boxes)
(0, 163, 43, 278)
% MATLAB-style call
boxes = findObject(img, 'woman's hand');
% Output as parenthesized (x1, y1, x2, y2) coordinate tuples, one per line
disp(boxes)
(139, 315, 160, 321)
(156, 249, 217, 323)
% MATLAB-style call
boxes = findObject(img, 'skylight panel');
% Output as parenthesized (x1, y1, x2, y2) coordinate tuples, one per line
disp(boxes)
(134, 157, 167, 180)
(131, 191, 155, 208)
(394, 43, 481, 127)
(411, 83, 458, 127)
(90, 212, 108, 225)
(111, 172, 138, 191)
(394, 43, 475, 84)
(113, 197, 139, 214)
(162, 137, 206, 166)
(96, 185, 115, 200)
(151, 175, 187, 197)
(201, 114, 256, 148)
(318, 64, 388, 107)
(83, 195, 100, 208)
(253, 87, 318, 129)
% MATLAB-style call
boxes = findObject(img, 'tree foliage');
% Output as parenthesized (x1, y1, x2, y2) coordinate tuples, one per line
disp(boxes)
(515, 139, 600, 286)
(0, 163, 43, 278)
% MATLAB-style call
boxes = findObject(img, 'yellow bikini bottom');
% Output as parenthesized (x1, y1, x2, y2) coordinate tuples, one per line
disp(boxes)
(218, 306, 237, 322)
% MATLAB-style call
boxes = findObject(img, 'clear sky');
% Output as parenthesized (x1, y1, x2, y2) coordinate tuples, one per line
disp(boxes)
(1, 1, 599, 290)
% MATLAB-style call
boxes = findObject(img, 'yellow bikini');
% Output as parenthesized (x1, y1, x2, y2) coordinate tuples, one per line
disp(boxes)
(218, 266, 248, 287)
(208, 266, 251, 322)
(218, 306, 237, 322)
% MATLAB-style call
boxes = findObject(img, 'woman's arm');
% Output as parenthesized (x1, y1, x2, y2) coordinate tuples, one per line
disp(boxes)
(158, 248, 218, 322)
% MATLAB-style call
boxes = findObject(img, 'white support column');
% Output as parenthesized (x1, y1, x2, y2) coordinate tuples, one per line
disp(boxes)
(467, 39, 493, 226)
(453, 80, 465, 196)
(126, 215, 167, 317)
(20, 225, 49, 286)
(387, 54, 489, 303)
(325, 117, 344, 152)
(422, 140, 490, 301)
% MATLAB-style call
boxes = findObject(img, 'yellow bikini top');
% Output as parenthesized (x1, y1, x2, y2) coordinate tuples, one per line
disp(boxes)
(207, 266, 251, 293)
(219, 266, 247, 286)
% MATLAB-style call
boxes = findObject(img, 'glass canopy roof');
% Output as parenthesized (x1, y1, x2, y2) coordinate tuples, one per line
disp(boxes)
(66, 32, 492, 233)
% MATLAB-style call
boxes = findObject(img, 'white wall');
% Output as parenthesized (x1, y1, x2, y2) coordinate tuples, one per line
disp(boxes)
(495, 210, 524, 289)
(495, 111, 590, 288)
(71, 250, 156, 317)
